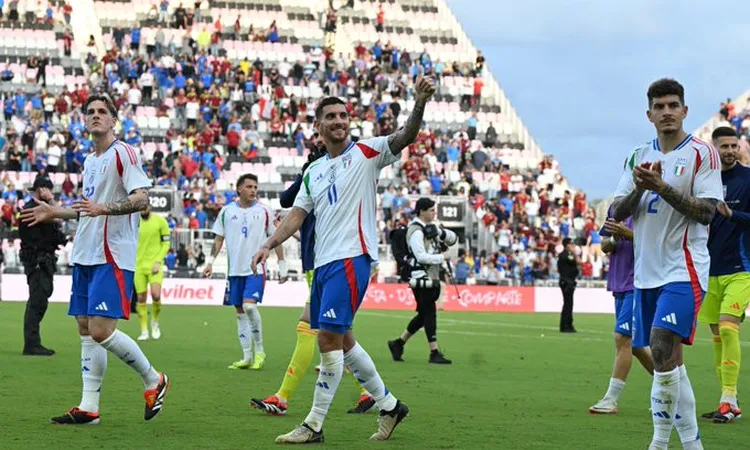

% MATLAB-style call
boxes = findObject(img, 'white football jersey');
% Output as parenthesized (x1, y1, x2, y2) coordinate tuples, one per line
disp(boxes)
(70, 140, 152, 271)
(293, 136, 399, 268)
(613, 134, 723, 291)
(213, 201, 275, 277)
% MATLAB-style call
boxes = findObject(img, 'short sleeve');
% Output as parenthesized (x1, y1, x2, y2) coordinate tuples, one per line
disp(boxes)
(694, 145, 724, 200)
(613, 150, 638, 199)
(357, 136, 400, 170)
(212, 206, 227, 237)
(264, 206, 276, 237)
(293, 170, 315, 213)
(115, 143, 151, 193)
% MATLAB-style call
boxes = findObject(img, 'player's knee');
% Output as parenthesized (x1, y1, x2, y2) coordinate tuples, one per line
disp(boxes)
(242, 302, 258, 315)
(719, 320, 740, 340)
(614, 332, 632, 350)
(88, 326, 113, 343)
(137, 293, 148, 304)
(76, 317, 90, 336)
(650, 327, 680, 370)
(318, 329, 344, 352)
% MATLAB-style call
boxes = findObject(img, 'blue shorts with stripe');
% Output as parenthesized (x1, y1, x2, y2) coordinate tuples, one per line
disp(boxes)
(613, 290, 639, 343)
(310, 254, 372, 334)
(69, 263, 134, 320)
(632, 282, 704, 348)
(224, 274, 266, 306)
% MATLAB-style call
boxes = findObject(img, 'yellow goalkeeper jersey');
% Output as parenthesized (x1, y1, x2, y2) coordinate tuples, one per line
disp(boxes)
(136, 213, 171, 270)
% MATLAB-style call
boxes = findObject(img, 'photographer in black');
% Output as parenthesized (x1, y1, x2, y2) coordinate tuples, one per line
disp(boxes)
(388, 198, 457, 365)
(19, 175, 67, 356)
(557, 237, 580, 333)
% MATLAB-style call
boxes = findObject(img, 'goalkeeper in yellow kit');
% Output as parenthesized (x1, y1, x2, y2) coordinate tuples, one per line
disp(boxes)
(135, 205, 171, 341)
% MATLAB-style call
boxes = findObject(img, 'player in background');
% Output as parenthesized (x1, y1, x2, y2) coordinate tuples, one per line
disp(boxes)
(21, 94, 170, 424)
(252, 76, 435, 444)
(612, 79, 722, 450)
(697, 126, 750, 423)
(250, 133, 375, 416)
(134, 204, 170, 341)
(203, 174, 288, 370)
(589, 207, 654, 414)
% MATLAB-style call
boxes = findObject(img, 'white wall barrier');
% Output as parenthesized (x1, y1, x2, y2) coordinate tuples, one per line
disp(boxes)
(2, 275, 748, 314)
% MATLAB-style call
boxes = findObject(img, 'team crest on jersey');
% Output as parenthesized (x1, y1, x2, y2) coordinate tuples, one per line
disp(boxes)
(342, 153, 352, 169)
(99, 163, 108, 174)
(328, 167, 337, 183)
(674, 158, 688, 176)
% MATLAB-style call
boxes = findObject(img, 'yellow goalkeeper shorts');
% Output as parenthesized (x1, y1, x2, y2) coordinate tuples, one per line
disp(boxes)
(134, 265, 165, 294)
(306, 270, 314, 304)
(698, 273, 750, 323)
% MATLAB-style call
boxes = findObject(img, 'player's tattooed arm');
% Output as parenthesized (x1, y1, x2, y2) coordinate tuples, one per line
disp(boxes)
(612, 189, 644, 222)
(387, 100, 426, 155)
(106, 188, 149, 216)
(657, 185, 718, 225)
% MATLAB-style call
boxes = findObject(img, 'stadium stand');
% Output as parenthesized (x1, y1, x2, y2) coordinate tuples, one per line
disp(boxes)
(0, 0, 607, 286)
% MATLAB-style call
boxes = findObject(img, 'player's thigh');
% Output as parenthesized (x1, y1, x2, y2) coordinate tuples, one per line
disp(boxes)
(88, 264, 135, 320)
(653, 282, 703, 345)
(632, 288, 658, 348)
(697, 276, 721, 324)
(134, 268, 150, 295)
(149, 269, 164, 298)
(241, 274, 265, 304)
(614, 291, 635, 338)
(718, 272, 750, 319)
(224, 276, 246, 307)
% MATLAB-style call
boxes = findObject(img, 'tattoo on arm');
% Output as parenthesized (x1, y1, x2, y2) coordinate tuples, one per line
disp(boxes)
(612, 189, 643, 222)
(387, 100, 427, 155)
(106, 188, 149, 216)
(659, 185, 718, 225)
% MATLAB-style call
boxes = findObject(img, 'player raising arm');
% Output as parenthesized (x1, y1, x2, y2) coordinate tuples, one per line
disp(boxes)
(252, 76, 435, 444)
(697, 126, 750, 424)
(203, 174, 287, 370)
(611, 79, 722, 450)
(21, 94, 170, 425)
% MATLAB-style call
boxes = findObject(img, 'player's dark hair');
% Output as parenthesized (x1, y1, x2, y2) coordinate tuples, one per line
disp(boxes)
(711, 126, 738, 140)
(83, 94, 118, 118)
(647, 78, 685, 108)
(236, 173, 258, 192)
(315, 97, 346, 120)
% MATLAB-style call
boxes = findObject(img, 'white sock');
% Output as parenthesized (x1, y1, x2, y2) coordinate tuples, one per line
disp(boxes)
(304, 350, 344, 432)
(720, 394, 739, 410)
(243, 303, 264, 354)
(99, 330, 161, 389)
(675, 365, 702, 449)
(344, 343, 398, 412)
(79, 336, 107, 413)
(236, 313, 253, 363)
(650, 367, 680, 448)
(604, 378, 626, 402)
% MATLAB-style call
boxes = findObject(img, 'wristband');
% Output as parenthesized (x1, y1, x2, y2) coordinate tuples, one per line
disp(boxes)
(206, 255, 215, 265)
(609, 237, 617, 246)
(278, 259, 288, 277)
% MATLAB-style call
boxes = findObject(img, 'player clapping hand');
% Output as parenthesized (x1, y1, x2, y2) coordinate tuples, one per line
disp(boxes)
(633, 160, 664, 192)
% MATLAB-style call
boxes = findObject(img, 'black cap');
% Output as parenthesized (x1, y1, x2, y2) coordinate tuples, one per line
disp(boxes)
(562, 238, 572, 247)
(32, 175, 53, 190)
(415, 197, 436, 214)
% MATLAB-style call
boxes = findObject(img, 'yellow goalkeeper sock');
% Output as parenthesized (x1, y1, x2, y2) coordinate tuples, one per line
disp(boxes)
(712, 335, 723, 388)
(355, 375, 368, 396)
(136, 302, 148, 333)
(152, 301, 162, 322)
(277, 321, 317, 402)
(719, 321, 741, 399)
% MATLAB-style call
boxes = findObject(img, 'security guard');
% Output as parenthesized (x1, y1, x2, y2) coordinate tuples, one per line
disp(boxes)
(388, 197, 457, 364)
(557, 237, 579, 333)
(19, 175, 67, 355)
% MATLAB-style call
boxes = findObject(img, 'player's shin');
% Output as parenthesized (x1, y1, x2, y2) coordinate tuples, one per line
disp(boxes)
(243, 303, 264, 353)
(236, 313, 253, 363)
(719, 321, 740, 407)
(136, 302, 148, 333)
(712, 334, 723, 388)
(650, 367, 680, 448)
(151, 299, 161, 322)
(304, 350, 344, 432)
(79, 336, 107, 413)
(344, 343, 398, 412)
(674, 365, 702, 449)
(99, 330, 160, 389)
(277, 321, 317, 401)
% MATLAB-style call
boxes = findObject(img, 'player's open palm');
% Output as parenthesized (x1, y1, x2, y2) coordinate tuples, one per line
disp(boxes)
(414, 75, 436, 103)
(20, 201, 54, 226)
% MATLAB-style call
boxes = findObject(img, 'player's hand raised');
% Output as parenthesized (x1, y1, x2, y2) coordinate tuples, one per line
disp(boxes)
(202, 264, 213, 278)
(20, 201, 54, 226)
(72, 198, 107, 217)
(251, 246, 270, 275)
(414, 76, 436, 103)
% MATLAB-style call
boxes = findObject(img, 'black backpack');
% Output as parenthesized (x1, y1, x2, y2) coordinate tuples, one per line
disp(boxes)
(389, 223, 423, 282)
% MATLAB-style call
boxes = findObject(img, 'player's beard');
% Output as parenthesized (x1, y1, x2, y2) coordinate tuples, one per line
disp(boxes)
(141, 212, 150, 219)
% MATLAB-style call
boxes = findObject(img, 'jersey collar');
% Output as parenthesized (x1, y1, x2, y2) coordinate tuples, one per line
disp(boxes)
(653, 133, 692, 153)
(325, 141, 356, 160)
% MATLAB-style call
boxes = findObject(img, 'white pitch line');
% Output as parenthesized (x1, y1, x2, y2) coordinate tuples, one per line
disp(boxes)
(358, 311, 750, 347)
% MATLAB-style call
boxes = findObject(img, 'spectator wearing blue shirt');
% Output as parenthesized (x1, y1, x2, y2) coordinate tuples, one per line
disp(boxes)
(195, 204, 208, 228)
(130, 27, 141, 52)
(164, 249, 177, 270)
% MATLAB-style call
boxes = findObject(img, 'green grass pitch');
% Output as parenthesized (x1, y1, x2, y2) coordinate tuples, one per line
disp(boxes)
(0, 302, 746, 449)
